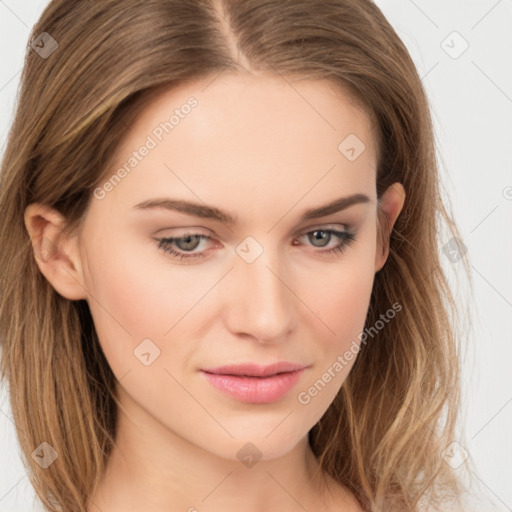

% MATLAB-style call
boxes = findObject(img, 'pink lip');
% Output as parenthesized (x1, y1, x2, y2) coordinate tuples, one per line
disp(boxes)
(200, 362, 308, 404)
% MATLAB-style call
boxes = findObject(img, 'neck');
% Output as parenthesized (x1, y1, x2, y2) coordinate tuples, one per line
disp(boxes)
(87, 404, 342, 512)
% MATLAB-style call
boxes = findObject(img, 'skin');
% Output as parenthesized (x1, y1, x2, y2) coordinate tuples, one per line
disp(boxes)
(25, 71, 405, 512)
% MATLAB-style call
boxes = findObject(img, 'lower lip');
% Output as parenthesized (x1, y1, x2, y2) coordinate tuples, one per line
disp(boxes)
(200, 369, 305, 404)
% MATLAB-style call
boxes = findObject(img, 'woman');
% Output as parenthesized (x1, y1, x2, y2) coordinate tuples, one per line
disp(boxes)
(0, 1, 472, 511)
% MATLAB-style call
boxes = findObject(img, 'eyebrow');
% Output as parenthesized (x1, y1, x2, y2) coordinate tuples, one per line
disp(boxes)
(132, 193, 371, 225)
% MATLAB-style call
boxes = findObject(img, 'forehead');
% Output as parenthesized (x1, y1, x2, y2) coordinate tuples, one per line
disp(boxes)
(98, 72, 377, 222)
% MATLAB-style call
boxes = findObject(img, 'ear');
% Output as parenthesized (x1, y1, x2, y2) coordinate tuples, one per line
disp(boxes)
(374, 182, 406, 273)
(24, 203, 88, 300)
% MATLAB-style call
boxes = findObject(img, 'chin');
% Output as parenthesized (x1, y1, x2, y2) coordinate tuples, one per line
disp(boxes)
(202, 427, 306, 464)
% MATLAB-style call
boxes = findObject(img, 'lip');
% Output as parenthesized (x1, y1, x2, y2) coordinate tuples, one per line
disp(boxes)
(202, 362, 307, 377)
(200, 362, 308, 404)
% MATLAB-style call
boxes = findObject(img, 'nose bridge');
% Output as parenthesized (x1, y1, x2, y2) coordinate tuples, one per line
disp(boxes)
(227, 237, 296, 342)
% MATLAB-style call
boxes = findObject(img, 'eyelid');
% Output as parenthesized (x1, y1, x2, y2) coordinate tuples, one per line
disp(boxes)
(155, 226, 217, 240)
(157, 223, 352, 242)
(297, 222, 350, 232)
(155, 223, 357, 260)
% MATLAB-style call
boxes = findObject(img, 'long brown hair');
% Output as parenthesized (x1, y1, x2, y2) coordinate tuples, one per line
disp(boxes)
(0, 1, 473, 510)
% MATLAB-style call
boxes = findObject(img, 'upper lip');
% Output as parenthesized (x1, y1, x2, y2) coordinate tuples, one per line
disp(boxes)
(201, 362, 307, 378)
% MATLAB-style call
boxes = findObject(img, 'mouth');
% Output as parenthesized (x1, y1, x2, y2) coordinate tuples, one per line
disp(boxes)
(200, 362, 308, 404)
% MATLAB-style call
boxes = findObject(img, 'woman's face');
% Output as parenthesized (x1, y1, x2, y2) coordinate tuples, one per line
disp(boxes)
(51, 72, 403, 461)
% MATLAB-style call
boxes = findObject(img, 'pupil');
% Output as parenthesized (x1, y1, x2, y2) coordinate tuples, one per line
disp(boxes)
(178, 235, 200, 251)
(310, 230, 329, 247)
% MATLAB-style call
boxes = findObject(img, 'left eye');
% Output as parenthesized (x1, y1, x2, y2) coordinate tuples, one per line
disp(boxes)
(155, 228, 357, 261)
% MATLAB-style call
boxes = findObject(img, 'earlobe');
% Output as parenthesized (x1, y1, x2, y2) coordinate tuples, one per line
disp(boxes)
(24, 203, 88, 301)
(374, 182, 406, 273)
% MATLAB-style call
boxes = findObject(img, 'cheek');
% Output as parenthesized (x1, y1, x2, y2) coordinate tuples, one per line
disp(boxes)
(82, 236, 220, 378)
(331, 270, 374, 340)
(81, 239, 166, 368)
(294, 262, 374, 420)
(85, 231, 191, 328)
(305, 253, 375, 346)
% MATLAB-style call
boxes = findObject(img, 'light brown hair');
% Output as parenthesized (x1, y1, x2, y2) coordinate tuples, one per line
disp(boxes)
(0, 0, 473, 510)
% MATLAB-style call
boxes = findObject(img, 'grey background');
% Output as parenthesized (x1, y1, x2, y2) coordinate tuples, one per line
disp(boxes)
(1, 0, 511, 510)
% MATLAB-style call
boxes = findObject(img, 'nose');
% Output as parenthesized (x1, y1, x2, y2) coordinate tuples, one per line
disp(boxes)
(224, 246, 297, 343)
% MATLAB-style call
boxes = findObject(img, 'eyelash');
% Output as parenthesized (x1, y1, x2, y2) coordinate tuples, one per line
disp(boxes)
(155, 228, 357, 261)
